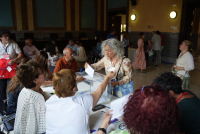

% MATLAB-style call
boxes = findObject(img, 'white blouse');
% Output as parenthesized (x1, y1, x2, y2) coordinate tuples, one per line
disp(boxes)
(47, 52, 59, 66)
(14, 88, 46, 134)
(176, 52, 194, 77)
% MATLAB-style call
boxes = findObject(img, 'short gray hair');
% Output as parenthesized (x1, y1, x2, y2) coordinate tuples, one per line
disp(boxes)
(63, 47, 72, 55)
(101, 38, 124, 59)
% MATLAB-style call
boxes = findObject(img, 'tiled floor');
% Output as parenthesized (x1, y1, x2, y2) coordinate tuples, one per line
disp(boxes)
(3, 56, 200, 133)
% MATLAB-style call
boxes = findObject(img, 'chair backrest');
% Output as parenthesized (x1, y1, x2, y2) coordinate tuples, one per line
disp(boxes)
(0, 97, 4, 116)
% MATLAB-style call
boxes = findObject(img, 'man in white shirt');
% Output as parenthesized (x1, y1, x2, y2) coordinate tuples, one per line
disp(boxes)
(0, 28, 23, 100)
(23, 38, 39, 60)
(151, 31, 161, 68)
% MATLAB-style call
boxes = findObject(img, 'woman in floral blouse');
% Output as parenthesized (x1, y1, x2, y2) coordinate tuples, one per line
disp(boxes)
(45, 42, 59, 66)
(85, 38, 133, 97)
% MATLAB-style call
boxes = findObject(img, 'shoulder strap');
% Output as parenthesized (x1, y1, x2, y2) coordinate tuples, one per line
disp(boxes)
(116, 57, 126, 79)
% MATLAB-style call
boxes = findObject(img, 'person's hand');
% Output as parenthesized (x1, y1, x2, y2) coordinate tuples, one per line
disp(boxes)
(100, 110, 113, 129)
(8, 59, 16, 65)
(111, 81, 119, 87)
(106, 71, 116, 79)
(77, 76, 85, 82)
(84, 62, 89, 68)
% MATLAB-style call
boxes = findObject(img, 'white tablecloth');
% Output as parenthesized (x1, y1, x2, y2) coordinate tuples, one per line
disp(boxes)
(128, 48, 137, 63)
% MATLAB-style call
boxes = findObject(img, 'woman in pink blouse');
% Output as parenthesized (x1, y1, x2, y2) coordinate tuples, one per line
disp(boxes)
(85, 38, 133, 97)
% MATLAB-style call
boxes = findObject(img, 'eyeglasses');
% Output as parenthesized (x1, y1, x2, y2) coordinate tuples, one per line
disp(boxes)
(141, 85, 165, 93)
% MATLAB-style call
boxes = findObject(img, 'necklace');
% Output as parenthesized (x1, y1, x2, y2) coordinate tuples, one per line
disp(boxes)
(176, 92, 189, 103)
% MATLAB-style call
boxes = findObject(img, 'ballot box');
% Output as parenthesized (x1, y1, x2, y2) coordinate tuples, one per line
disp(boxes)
(75, 71, 111, 104)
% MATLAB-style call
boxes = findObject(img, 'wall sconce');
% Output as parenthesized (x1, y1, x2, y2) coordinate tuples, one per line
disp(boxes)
(170, 11, 177, 19)
(131, 14, 136, 20)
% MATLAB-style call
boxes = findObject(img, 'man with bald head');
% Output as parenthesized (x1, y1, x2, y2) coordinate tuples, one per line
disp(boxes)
(53, 48, 78, 73)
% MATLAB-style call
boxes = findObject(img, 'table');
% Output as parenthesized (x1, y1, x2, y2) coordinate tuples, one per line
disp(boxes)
(128, 48, 137, 63)
(41, 85, 125, 134)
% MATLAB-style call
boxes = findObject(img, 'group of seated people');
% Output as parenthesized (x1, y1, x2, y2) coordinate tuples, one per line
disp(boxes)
(7, 61, 200, 134)
(22, 38, 88, 67)
(1, 28, 200, 134)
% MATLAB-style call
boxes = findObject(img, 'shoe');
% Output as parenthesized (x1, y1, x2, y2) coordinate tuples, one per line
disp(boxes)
(154, 65, 159, 68)
(140, 71, 146, 74)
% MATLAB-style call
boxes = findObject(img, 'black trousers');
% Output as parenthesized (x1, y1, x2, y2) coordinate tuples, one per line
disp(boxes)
(0, 79, 7, 100)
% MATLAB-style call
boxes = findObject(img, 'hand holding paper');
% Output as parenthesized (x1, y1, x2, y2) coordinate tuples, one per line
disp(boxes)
(85, 64, 94, 77)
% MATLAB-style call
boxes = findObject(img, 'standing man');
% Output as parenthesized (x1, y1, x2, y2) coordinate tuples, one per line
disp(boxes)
(151, 31, 161, 68)
(23, 38, 39, 60)
(66, 39, 77, 56)
(107, 29, 115, 39)
(0, 28, 23, 100)
(53, 48, 77, 73)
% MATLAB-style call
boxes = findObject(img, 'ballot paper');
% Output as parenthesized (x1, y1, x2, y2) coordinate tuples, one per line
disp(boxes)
(110, 94, 130, 120)
(85, 64, 94, 77)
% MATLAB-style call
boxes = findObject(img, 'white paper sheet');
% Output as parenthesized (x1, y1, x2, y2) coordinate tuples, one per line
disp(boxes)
(110, 94, 130, 120)
(85, 64, 94, 77)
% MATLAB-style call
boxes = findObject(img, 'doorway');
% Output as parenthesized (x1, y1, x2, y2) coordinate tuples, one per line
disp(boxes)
(107, 10, 127, 41)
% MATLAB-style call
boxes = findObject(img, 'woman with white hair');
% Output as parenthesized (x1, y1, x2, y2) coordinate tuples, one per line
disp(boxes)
(85, 38, 133, 97)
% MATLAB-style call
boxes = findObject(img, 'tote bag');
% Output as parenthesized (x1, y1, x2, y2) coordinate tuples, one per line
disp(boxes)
(111, 58, 134, 98)
(0, 59, 17, 79)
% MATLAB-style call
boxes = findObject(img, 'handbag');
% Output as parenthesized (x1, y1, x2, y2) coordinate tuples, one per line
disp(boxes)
(171, 55, 186, 80)
(111, 58, 134, 98)
(0, 59, 17, 79)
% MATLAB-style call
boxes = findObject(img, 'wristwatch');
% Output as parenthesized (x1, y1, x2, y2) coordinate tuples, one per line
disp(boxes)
(98, 128, 106, 134)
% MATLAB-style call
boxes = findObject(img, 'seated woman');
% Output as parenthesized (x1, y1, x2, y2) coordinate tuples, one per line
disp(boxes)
(153, 72, 200, 134)
(14, 60, 46, 134)
(45, 69, 115, 134)
(51, 40, 60, 54)
(97, 85, 179, 134)
(7, 61, 46, 115)
(73, 41, 87, 62)
(85, 38, 133, 97)
(35, 50, 53, 85)
(45, 42, 59, 66)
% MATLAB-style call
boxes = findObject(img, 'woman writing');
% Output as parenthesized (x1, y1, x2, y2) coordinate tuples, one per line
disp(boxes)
(132, 32, 146, 73)
(85, 38, 133, 97)
(98, 85, 179, 134)
(173, 40, 194, 90)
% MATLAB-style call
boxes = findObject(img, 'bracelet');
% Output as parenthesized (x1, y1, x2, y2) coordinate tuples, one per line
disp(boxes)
(98, 128, 106, 134)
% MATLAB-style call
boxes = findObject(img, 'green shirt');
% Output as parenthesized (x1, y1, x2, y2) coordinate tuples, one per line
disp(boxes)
(178, 90, 200, 134)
